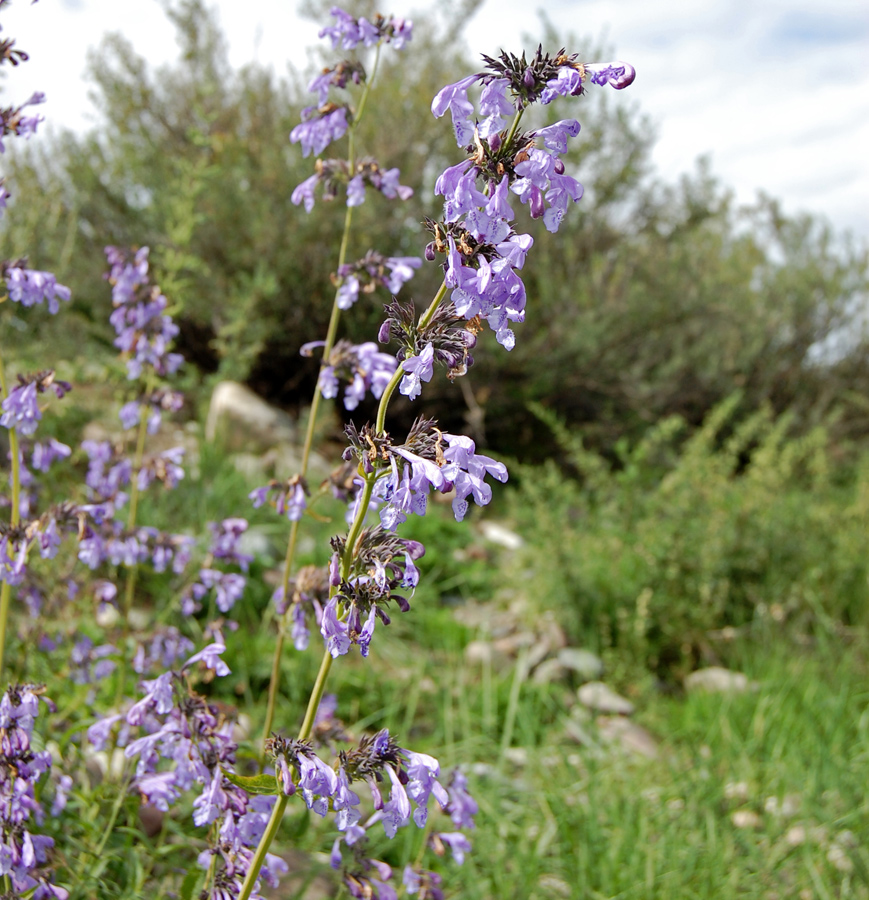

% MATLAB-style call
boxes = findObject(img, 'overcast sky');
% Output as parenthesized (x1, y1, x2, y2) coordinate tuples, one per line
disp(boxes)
(2, 0, 868, 239)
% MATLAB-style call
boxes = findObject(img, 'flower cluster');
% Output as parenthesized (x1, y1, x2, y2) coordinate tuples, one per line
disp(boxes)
(290, 7, 413, 211)
(116, 656, 287, 899)
(379, 298, 479, 397)
(421, 50, 634, 350)
(332, 251, 421, 309)
(271, 563, 331, 651)
(292, 155, 414, 212)
(0, 89, 44, 152)
(119, 386, 184, 435)
(290, 103, 350, 159)
(249, 474, 309, 523)
(302, 339, 397, 411)
(433, 48, 635, 143)
(104, 246, 183, 380)
(2, 260, 71, 313)
(0, 684, 68, 898)
(270, 727, 457, 842)
(0, 501, 81, 587)
(343, 418, 508, 528)
(318, 7, 413, 51)
(180, 518, 251, 616)
(0, 369, 71, 437)
(320, 526, 423, 658)
(307, 59, 366, 106)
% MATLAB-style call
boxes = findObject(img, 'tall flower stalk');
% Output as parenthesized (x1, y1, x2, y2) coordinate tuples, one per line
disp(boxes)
(260, 24, 417, 748)
(239, 33, 635, 899)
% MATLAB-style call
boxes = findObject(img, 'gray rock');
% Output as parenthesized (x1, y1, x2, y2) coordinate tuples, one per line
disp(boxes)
(205, 381, 296, 453)
(578, 681, 635, 715)
(531, 658, 568, 684)
(557, 648, 604, 681)
(596, 716, 658, 758)
(685, 667, 752, 694)
(464, 640, 509, 669)
(478, 521, 523, 550)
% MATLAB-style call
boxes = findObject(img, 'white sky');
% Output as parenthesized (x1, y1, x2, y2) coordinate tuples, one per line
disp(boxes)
(2, 0, 868, 239)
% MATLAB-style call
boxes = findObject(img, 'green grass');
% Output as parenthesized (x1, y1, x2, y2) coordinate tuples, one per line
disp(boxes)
(10, 399, 869, 899)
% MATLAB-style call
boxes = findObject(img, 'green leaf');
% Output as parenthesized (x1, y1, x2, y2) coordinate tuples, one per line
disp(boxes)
(179, 867, 203, 900)
(222, 769, 280, 796)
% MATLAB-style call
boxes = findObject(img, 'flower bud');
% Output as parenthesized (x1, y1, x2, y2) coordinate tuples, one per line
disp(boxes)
(377, 320, 391, 343)
(424, 242, 437, 261)
(488, 133, 502, 153)
(523, 67, 535, 88)
(554, 158, 565, 175)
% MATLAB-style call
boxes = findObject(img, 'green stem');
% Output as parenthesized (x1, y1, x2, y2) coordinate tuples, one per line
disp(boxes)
(0, 340, 21, 679)
(241, 649, 333, 899)
(503, 108, 525, 150)
(259, 44, 384, 754)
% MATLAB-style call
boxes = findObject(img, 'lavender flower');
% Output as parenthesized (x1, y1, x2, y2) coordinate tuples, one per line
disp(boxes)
(318, 8, 413, 51)
(302, 339, 398, 411)
(249, 474, 309, 522)
(0, 684, 64, 896)
(2, 263, 71, 313)
(291, 158, 414, 212)
(104, 246, 184, 380)
(290, 105, 350, 158)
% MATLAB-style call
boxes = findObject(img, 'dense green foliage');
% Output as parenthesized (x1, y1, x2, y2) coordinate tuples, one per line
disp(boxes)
(504, 398, 869, 676)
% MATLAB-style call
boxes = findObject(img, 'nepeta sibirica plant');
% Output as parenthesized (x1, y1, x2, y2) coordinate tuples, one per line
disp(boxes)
(0, 2, 634, 897)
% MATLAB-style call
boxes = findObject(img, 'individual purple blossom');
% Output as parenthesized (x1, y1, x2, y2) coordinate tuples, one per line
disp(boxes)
(443, 768, 478, 829)
(430, 74, 480, 146)
(436, 832, 472, 865)
(291, 173, 319, 212)
(0, 533, 28, 585)
(183, 642, 231, 677)
(399, 343, 434, 401)
(586, 60, 636, 90)
(321, 596, 352, 658)
(119, 400, 141, 429)
(346, 175, 366, 207)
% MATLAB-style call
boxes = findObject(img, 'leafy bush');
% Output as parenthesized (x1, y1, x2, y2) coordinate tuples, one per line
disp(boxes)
(505, 398, 869, 677)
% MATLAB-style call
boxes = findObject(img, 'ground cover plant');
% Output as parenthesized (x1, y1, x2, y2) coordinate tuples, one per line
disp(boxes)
(0, 3, 657, 898)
